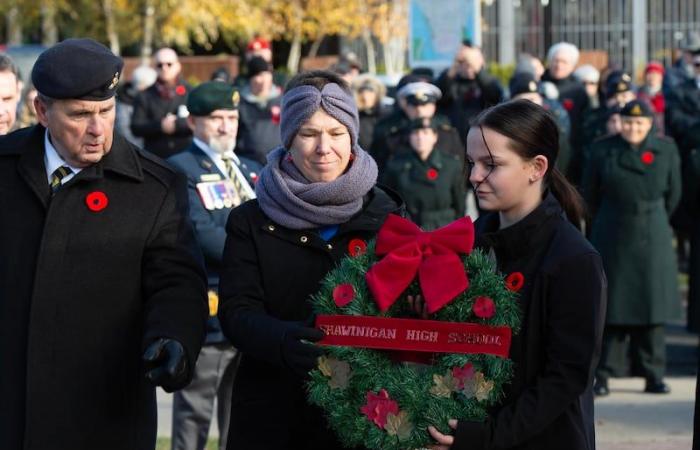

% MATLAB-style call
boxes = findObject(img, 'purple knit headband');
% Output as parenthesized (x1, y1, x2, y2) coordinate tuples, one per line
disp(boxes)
(280, 83, 360, 151)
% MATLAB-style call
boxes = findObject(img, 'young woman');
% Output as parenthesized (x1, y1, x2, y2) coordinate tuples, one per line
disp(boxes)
(428, 99, 606, 450)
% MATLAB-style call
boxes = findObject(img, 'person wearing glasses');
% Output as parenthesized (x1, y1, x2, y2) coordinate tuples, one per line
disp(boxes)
(131, 47, 192, 159)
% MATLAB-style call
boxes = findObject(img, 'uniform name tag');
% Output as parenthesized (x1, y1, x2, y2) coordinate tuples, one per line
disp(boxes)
(196, 180, 241, 210)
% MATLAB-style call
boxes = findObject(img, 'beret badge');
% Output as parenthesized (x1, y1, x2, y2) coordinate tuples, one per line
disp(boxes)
(617, 82, 627, 92)
(630, 104, 642, 116)
(108, 72, 120, 90)
(415, 90, 428, 102)
(232, 90, 240, 106)
(528, 81, 537, 92)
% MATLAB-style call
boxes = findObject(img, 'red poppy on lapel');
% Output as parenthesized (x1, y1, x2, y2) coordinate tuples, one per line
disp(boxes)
(85, 191, 108, 212)
(641, 151, 654, 165)
(175, 85, 186, 96)
(426, 168, 438, 180)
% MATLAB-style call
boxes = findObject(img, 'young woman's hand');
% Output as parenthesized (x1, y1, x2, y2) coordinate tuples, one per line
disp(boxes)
(427, 419, 458, 449)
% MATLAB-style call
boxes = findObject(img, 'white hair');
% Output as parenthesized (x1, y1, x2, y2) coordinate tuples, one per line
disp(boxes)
(132, 65, 157, 91)
(573, 64, 600, 83)
(547, 42, 580, 66)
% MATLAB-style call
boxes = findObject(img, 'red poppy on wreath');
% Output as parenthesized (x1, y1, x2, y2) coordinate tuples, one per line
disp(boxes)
(472, 296, 496, 319)
(85, 191, 109, 212)
(333, 283, 355, 307)
(426, 168, 439, 180)
(348, 238, 367, 257)
(360, 389, 399, 428)
(641, 151, 654, 165)
(505, 272, 524, 292)
(451, 363, 475, 389)
(562, 99, 574, 111)
(175, 85, 187, 96)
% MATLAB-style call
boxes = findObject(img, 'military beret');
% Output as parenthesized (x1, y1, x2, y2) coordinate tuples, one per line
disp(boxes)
(397, 81, 442, 105)
(605, 71, 633, 98)
(509, 72, 539, 98)
(621, 100, 653, 118)
(187, 81, 240, 116)
(31, 38, 124, 101)
(406, 116, 438, 132)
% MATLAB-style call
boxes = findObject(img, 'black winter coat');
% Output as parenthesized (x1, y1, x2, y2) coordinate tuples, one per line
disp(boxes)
(130, 80, 193, 158)
(451, 193, 606, 450)
(218, 186, 403, 450)
(0, 125, 208, 450)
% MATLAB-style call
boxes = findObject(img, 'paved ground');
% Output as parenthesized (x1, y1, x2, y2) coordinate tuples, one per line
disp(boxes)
(157, 325, 699, 449)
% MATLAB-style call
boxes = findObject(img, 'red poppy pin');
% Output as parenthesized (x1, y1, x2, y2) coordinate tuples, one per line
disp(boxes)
(332, 283, 355, 307)
(175, 85, 186, 96)
(426, 168, 439, 180)
(85, 191, 108, 212)
(641, 151, 654, 165)
(505, 272, 524, 292)
(271, 105, 281, 125)
(472, 296, 496, 319)
(562, 99, 574, 111)
(348, 238, 367, 257)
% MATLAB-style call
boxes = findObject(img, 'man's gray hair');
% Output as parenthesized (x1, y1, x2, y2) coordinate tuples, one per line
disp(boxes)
(547, 42, 580, 66)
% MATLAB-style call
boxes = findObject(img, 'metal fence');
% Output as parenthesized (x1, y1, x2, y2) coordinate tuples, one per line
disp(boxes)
(482, 0, 700, 72)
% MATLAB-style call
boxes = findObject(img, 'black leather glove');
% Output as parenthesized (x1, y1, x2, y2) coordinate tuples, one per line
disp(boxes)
(281, 323, 325, 378)
(143, 338, 189, 392)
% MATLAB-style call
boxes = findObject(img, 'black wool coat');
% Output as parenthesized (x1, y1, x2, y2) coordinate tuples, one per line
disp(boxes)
(218, 186, 403, 450)
(0, 125, 208, 450)
(451, 193, 607, 450)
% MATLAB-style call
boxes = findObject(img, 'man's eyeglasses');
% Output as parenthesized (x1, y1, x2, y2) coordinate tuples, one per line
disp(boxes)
(156, 62, 175, 69)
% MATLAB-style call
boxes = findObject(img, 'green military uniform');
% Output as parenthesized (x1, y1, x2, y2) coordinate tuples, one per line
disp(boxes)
(582, 102, 681, 387)
(381, 118, 466, 231)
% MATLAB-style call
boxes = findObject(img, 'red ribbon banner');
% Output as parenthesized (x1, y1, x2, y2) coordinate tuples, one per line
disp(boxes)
(365, 215, 475, 314)
(315, 315, 512, 358)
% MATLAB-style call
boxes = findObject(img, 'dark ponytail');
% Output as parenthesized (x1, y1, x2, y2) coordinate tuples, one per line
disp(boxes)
(472, 99, 586, 228)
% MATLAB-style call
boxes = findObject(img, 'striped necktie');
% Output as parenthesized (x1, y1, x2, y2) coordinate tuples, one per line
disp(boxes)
(50, 166, 73, 194)
(221, 155, 252, 203)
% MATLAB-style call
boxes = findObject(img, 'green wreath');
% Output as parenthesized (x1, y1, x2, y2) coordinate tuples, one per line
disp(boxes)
(307, 217, 522, 450)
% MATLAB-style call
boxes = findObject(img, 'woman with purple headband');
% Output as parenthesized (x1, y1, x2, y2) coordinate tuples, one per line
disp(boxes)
(217, 70, 403, 449)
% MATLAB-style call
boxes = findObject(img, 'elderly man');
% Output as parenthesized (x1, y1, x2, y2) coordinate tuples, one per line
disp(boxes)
(0, 38, 207, 450)
(167, 82, 261, 450)
(0, 54, 20, 134)
(131, 47, 192, 158)
(435, 41, 504, 142)
(542, 42, 590, 183)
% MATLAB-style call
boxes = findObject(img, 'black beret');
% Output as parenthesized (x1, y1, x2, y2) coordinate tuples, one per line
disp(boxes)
(406, 116, 438, 132)
(247, 56, 271, 78)
(605, 104, 623, 120)
(187, 81, 240, 116)
(509, 72, 539, 98)
(620, 100, 653, 118)
(31, 38, 124, 101)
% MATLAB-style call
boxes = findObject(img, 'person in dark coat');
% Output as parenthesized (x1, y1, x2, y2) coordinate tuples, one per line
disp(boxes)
(217, 70, 404, 450)
(352, 73, 389, 151)
(435, 42, 504, 142)
(0, 38, 208, 450)
(370, 79, 463, 172)
(583, 100, 681, 396)
(427, 99, 606, 450)
(236, 56, 283, 165)
(541, 42, 590, 184)
(167, 82, 262, 450)
(381, 116, 465, 230)
(131, 47, 193, 159)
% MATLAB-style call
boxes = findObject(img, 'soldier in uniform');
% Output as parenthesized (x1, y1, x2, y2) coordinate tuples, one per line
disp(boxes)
(370, 79, 462, 173)
(583, 100, 681, 396)
(381, 116, 465, 230)
(167, 82, 262, 450)
(0, 38, 207, 450)
(581, 71, 636, 150)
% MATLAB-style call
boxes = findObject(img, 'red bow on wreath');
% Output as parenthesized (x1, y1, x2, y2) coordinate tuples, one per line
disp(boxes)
(366, 214, 475, 314)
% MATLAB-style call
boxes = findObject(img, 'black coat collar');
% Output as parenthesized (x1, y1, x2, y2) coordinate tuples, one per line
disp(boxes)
(475, 191, 563, 263)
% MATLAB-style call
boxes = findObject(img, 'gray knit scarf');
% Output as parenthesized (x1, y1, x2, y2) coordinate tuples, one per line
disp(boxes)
(255, 146, 378, 229)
